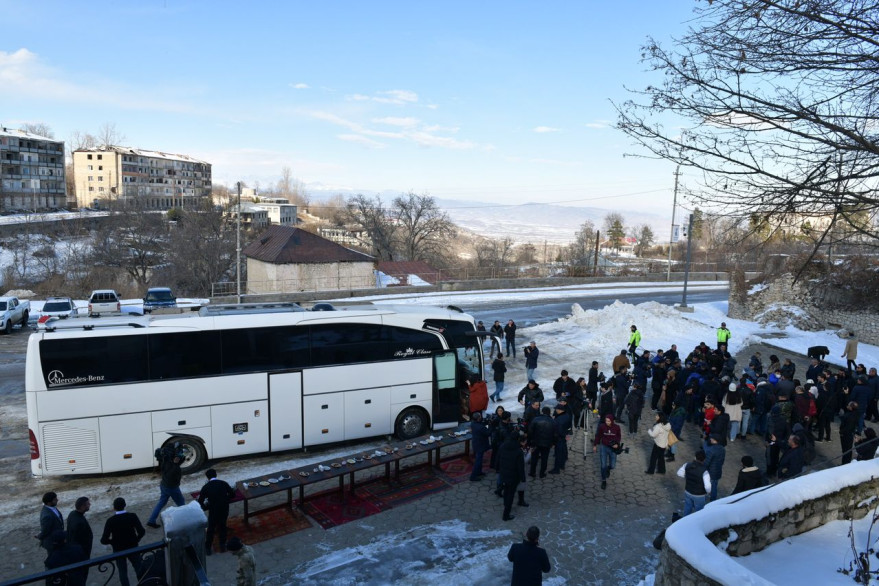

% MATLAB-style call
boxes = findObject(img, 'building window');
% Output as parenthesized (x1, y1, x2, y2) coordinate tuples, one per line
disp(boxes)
(88, 176, 93, 181)
(88, 187, 94, 192)
(88, 165, 93, 171)
(98, 187, 104, 192)
(97, 155, 102, 160)
(98, 176, 103, 181)
(98, 165, 103, 170)
(87, 154, 93, 160)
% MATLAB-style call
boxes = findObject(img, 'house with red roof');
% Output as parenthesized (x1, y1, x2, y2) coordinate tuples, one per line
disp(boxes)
(243, 225, 375, 293)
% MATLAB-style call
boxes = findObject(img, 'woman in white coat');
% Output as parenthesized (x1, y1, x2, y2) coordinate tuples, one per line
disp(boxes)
(646, 411, 671, 474)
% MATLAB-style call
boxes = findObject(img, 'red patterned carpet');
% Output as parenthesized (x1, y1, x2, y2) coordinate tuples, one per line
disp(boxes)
(437, 455, 478, 484)
(301, 489, 389, 529)
(359, 466, 453, 507)
(226, 507, 312, 545)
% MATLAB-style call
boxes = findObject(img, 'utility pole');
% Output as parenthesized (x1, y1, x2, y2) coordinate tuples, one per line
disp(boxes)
(236, 181, 242, 303)
(593, 230, 600, 276)
(679, 212, 695, 311)
(666, 165, 681, 281)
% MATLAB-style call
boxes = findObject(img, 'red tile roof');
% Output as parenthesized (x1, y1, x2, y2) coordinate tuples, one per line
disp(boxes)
(243, 225, 375, 264)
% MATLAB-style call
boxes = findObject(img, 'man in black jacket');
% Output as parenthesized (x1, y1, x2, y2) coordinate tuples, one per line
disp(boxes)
(731, 455, 765, 495)
(198, 469, 236, 554)
(528, 407, 556, 479)
(498, 432, 526, 521)
(101, 497, 146, 586)
(841, 401, 860, 465)
(507, 525, 551, 585)
(548, 402, 572, 474)
(552, 370, 577, 402)
(147, 449, 185, 528)
(66, 496, 93, 582)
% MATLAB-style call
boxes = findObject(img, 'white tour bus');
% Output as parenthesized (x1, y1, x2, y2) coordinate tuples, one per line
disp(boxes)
(26, 303, 484, 476)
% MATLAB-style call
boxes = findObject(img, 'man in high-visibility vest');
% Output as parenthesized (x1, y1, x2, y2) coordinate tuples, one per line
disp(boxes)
(717, 322, 731, 351)
(628, 325, 641, 358)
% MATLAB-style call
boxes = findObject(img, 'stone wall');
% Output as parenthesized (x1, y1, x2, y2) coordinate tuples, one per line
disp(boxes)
(655, 460, 879, 585)
(728, 272, 879, 346)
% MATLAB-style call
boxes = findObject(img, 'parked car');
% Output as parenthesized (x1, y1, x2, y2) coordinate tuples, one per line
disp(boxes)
(88, 290, 121, 317)
(41, 297, 79, 319)
(143, 287, 177, 313)
(0, 296, 30, 334)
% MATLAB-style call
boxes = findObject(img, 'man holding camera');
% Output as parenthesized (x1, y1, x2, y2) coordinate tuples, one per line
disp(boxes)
(593, 414, 622, 490)
(524, 341, 539, 381)
(146, 446, 186, 528)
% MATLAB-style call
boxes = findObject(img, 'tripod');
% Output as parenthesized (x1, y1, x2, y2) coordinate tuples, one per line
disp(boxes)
(575, 407, 594, 459)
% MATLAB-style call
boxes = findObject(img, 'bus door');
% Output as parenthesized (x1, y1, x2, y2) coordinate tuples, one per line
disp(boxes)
(432, 352, 460, 425)
(268, 372, 304, 451)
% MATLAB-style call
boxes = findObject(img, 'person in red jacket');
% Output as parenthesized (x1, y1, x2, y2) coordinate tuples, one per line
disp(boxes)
(593, 414, 622, 490)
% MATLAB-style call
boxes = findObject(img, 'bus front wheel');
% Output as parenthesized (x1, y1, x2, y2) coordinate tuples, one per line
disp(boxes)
(395, 407, 428, 440)
(166, 436, 206, 474)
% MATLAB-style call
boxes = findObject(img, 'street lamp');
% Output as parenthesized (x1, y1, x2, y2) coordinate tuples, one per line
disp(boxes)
(236, 181, 241, 303)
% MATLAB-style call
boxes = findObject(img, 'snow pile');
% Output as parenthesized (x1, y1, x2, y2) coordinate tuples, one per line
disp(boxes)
(753, 303, 820, 331)
(3, 289, 36, 298)
(664, 459, 879, 585)
(747, 283, 768, 296)
(737, 507, 879, 585)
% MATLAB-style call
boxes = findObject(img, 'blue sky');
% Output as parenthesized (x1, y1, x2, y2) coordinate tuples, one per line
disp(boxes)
(0, 1, 696, 215)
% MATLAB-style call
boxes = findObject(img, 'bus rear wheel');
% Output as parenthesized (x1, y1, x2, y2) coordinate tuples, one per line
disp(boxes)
(166, 436, 206, 474)
(395, 407, 428, 440)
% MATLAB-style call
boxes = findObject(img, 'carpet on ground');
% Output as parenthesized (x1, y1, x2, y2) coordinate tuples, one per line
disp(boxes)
(225, 507, 312, 545)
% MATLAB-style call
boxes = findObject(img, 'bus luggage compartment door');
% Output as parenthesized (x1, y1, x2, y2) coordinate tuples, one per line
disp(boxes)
(268, 372, 303, 451)
(211, 400, 269, 458)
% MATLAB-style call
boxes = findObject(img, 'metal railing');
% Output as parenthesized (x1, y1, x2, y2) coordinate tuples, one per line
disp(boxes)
(0, 540, 185, 586)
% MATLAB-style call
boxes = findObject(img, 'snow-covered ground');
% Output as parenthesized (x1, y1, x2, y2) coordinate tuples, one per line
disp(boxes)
(736, 508, 879, 584)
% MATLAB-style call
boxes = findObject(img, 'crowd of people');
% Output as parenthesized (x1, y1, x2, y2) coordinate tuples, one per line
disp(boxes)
(471, 321, 879, 522)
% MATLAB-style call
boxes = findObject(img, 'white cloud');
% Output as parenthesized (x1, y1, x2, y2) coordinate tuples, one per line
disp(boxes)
(337, 134, 386, 149)
(345, 89, 419, 105)
(0, 48, 195, 113)
(584, 120, 611, 129)
(426, 104, 439, 110)
(533, 126, 561, 133)
(290, 83, 310, 89)
(421, 124, 459, 133)
(372, 117, 420, 128)
(409, 131, 475, 150)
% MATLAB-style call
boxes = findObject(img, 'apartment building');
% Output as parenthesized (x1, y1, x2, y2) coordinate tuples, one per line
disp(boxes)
(0, 127, 67, 212)
(259, 203, 298, 226)
(72, 146, 211, 209)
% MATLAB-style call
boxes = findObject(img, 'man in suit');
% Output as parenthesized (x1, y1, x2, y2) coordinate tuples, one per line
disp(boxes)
(100, 497, 146, 586)
(35, 491, 64, 558)
(197, 468, 236, 555)
(66, 496, 93, 581)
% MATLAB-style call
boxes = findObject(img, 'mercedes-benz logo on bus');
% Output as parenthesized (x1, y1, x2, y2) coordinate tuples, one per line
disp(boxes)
(48, 370, 64, 385)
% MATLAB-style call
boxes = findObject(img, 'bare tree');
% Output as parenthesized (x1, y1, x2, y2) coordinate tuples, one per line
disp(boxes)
(96, 123, 125, 148)
(568, 220, 597, 264)
(616, 0, 879, 261)
(90, 201, 167, 288)
(345, 194, 397, 261)
(393, 192, 457, 263)
(20, 123, 54, 139)
(633, 224, 655, 257)
(473, 237, 514, 269)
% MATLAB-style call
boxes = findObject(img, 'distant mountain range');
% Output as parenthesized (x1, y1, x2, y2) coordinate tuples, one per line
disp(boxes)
(434, 198, 672, 245)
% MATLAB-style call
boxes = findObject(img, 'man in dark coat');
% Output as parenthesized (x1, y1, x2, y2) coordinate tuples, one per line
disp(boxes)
(507, 525, 551, 585)
(777, 434, 805, 479)
(840, 401, 860, 465)
(612, 368, 631, 421)
(731, 455, 765, 495)
(35, 491, 64, 557)
(704, 435, 726, 501)
(198, 468, 236, 554)
(503, 320, 517, 357)
(552, 370, 577, 402)
(518, 380, 544, 406)
(66, 496, 93, 582)
(851, 375, 872, 434)
(528, 407, 556, 479)
(469, 412, 492, 482)
(498, 432, 526, 521)
(548, 401, 572, 474)
(101, 497, 146, 586)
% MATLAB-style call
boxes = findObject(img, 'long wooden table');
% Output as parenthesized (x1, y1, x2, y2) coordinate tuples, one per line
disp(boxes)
(236, 430, 472, 523)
